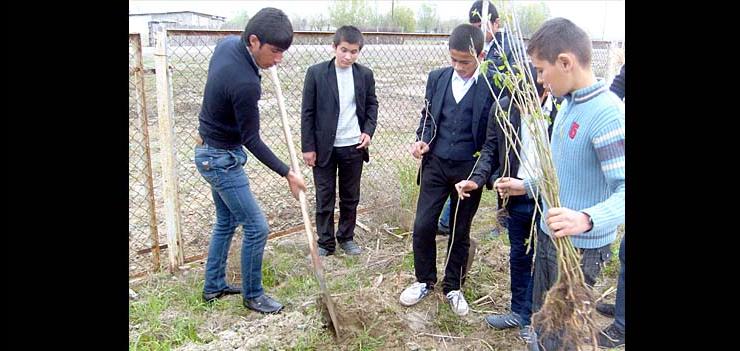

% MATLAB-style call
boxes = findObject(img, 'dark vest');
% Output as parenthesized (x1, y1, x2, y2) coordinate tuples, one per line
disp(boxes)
(432, 78, 477, 161)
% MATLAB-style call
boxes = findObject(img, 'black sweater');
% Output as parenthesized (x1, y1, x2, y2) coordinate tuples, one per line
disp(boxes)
(198, 36, 289, 177)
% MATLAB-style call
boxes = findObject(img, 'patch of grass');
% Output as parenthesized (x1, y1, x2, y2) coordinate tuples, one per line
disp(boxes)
(330, 271, 365, 292)
(291, 327, 333, 350)
(275, 273, 319, 303)
(352, 320, 386, 351)
(464, 262, 497, 303)
(169, 317, 204, 344)
(601, 236, 623, 280)
(170, 278, 212, 313)
(479, 187, 499, 207)
(342, 254, 360, 268)
(400, 250, 415, 272)
(262, 260, 281, 289)
(130, 287, 171, 326)
(498, 229, 512, 245)
(129, 283, 208, 350)
(433, 300, 475, 336)
(262, 249, 308, 289)
(397, 161, 420, 213)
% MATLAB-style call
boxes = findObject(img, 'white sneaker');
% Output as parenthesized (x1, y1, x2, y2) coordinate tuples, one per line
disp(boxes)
(445, 290, 469, 316)
(399, 282, 430, 306)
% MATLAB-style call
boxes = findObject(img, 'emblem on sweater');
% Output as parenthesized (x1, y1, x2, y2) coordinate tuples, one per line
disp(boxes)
(569, 122, 579, 139)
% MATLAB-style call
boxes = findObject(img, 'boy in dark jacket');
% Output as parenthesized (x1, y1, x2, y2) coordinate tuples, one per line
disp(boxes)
(300, 25, 378, 257)
(399, 24, 495, 317)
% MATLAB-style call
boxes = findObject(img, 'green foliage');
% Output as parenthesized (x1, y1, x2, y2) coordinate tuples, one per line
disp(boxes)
(309, 14, 331, 31)
(397, 161, 420, 214)
(515, 2, 551, 37)
(400, 250, 415, 271)
(390, 6, 416, 33)
(129, 280, 211, 350)
(416, 3, 439, 33)
(352, 320, 385, 350)
(434, 302, 475, 336)
(329, 0, 375, 28)
(221, 11, 249, 30)
(479, 58, 491, 74)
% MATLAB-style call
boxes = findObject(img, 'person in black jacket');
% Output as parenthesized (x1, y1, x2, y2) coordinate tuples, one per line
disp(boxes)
(594, 61, 625, 348)
(437, 0, 520, 238)
(455, 66, 561, 347)
(194, 8, 306, 314)
(610, 63, 625, 100)
(300, 26, 378, 257)
(399, 24, 494, 317)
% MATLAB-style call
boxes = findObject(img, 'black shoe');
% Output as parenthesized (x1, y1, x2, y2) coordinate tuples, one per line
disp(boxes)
(202, 285, 242, 302)
(318, 247, 334, 256)
(437, 223, 450, 236)
(484, 311, 523, 329)
(597, 323, 625, 348)
(596, 302, 615, 318)
(244, 294, 284, 314)
(339, 240, 362, 255)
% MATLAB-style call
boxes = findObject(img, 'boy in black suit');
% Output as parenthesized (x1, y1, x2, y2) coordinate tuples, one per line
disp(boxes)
(400, 24, 494, 316)
(300, 25, 378, 257)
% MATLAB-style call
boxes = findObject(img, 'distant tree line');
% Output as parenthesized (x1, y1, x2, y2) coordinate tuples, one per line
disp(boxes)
(219, 1, 550, 36)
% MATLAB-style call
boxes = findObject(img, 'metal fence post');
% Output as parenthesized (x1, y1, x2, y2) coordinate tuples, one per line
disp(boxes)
(154, 29, 184, 272)
(132, 34, 162, 272)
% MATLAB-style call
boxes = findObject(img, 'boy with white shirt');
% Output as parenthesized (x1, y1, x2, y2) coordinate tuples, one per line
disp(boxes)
(401, 24, 495, 316)
(301, 25, 378, 257)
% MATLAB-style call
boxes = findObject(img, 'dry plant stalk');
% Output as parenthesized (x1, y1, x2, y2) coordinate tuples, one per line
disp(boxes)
(471, 4, 598, 349)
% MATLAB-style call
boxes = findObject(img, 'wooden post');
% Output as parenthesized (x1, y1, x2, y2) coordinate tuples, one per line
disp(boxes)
(154, 29, 184, 272)
(132, 33, 161, 272)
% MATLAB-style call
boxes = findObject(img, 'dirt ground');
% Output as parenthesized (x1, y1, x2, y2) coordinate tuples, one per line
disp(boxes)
(130, 195, 624, 351)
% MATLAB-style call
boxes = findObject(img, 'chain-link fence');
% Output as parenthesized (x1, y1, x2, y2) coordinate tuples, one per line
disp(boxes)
(591, 40, 624, 82)
(519, 38, 625, 81)
(129, 33, 162, 276)
(162, 30, 454, 268)
(128, 30, 624, 278)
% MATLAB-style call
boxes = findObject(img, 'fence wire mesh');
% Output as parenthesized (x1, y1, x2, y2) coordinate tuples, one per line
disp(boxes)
(128, 29, 624, 278)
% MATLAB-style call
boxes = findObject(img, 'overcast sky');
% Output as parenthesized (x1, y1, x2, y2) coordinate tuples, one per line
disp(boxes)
(129, 0, 625, 40)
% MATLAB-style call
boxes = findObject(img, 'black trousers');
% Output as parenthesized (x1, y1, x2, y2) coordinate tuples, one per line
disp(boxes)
(532, 226, 613, 350)
(413, 154, 483, 294)
(531, 226, 612, 313)
(313, 144, 364, 252)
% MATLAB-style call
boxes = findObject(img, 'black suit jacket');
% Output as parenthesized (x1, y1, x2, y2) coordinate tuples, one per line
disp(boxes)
(301, 58, 378, 168)
(415, 67, 495, 157)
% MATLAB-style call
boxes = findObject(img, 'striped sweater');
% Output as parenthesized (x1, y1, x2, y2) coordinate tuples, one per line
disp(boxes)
(523, 80, 625, 249)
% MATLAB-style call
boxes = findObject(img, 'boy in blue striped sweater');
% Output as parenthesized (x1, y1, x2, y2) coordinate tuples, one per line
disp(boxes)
(493, 18, 625, 350)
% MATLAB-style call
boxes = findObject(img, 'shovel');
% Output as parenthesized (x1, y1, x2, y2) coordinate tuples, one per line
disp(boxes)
(268, 66, 341, 338)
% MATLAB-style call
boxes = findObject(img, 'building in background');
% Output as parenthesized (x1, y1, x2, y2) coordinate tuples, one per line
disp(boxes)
(129, 11, 226, 46)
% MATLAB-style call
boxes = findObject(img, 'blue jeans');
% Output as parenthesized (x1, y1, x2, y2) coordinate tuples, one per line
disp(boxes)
(438, 197, 452, 228)
(505, 196, 535, 325)
(194, 144, 269, 299)
(615, 236, 625, 332)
